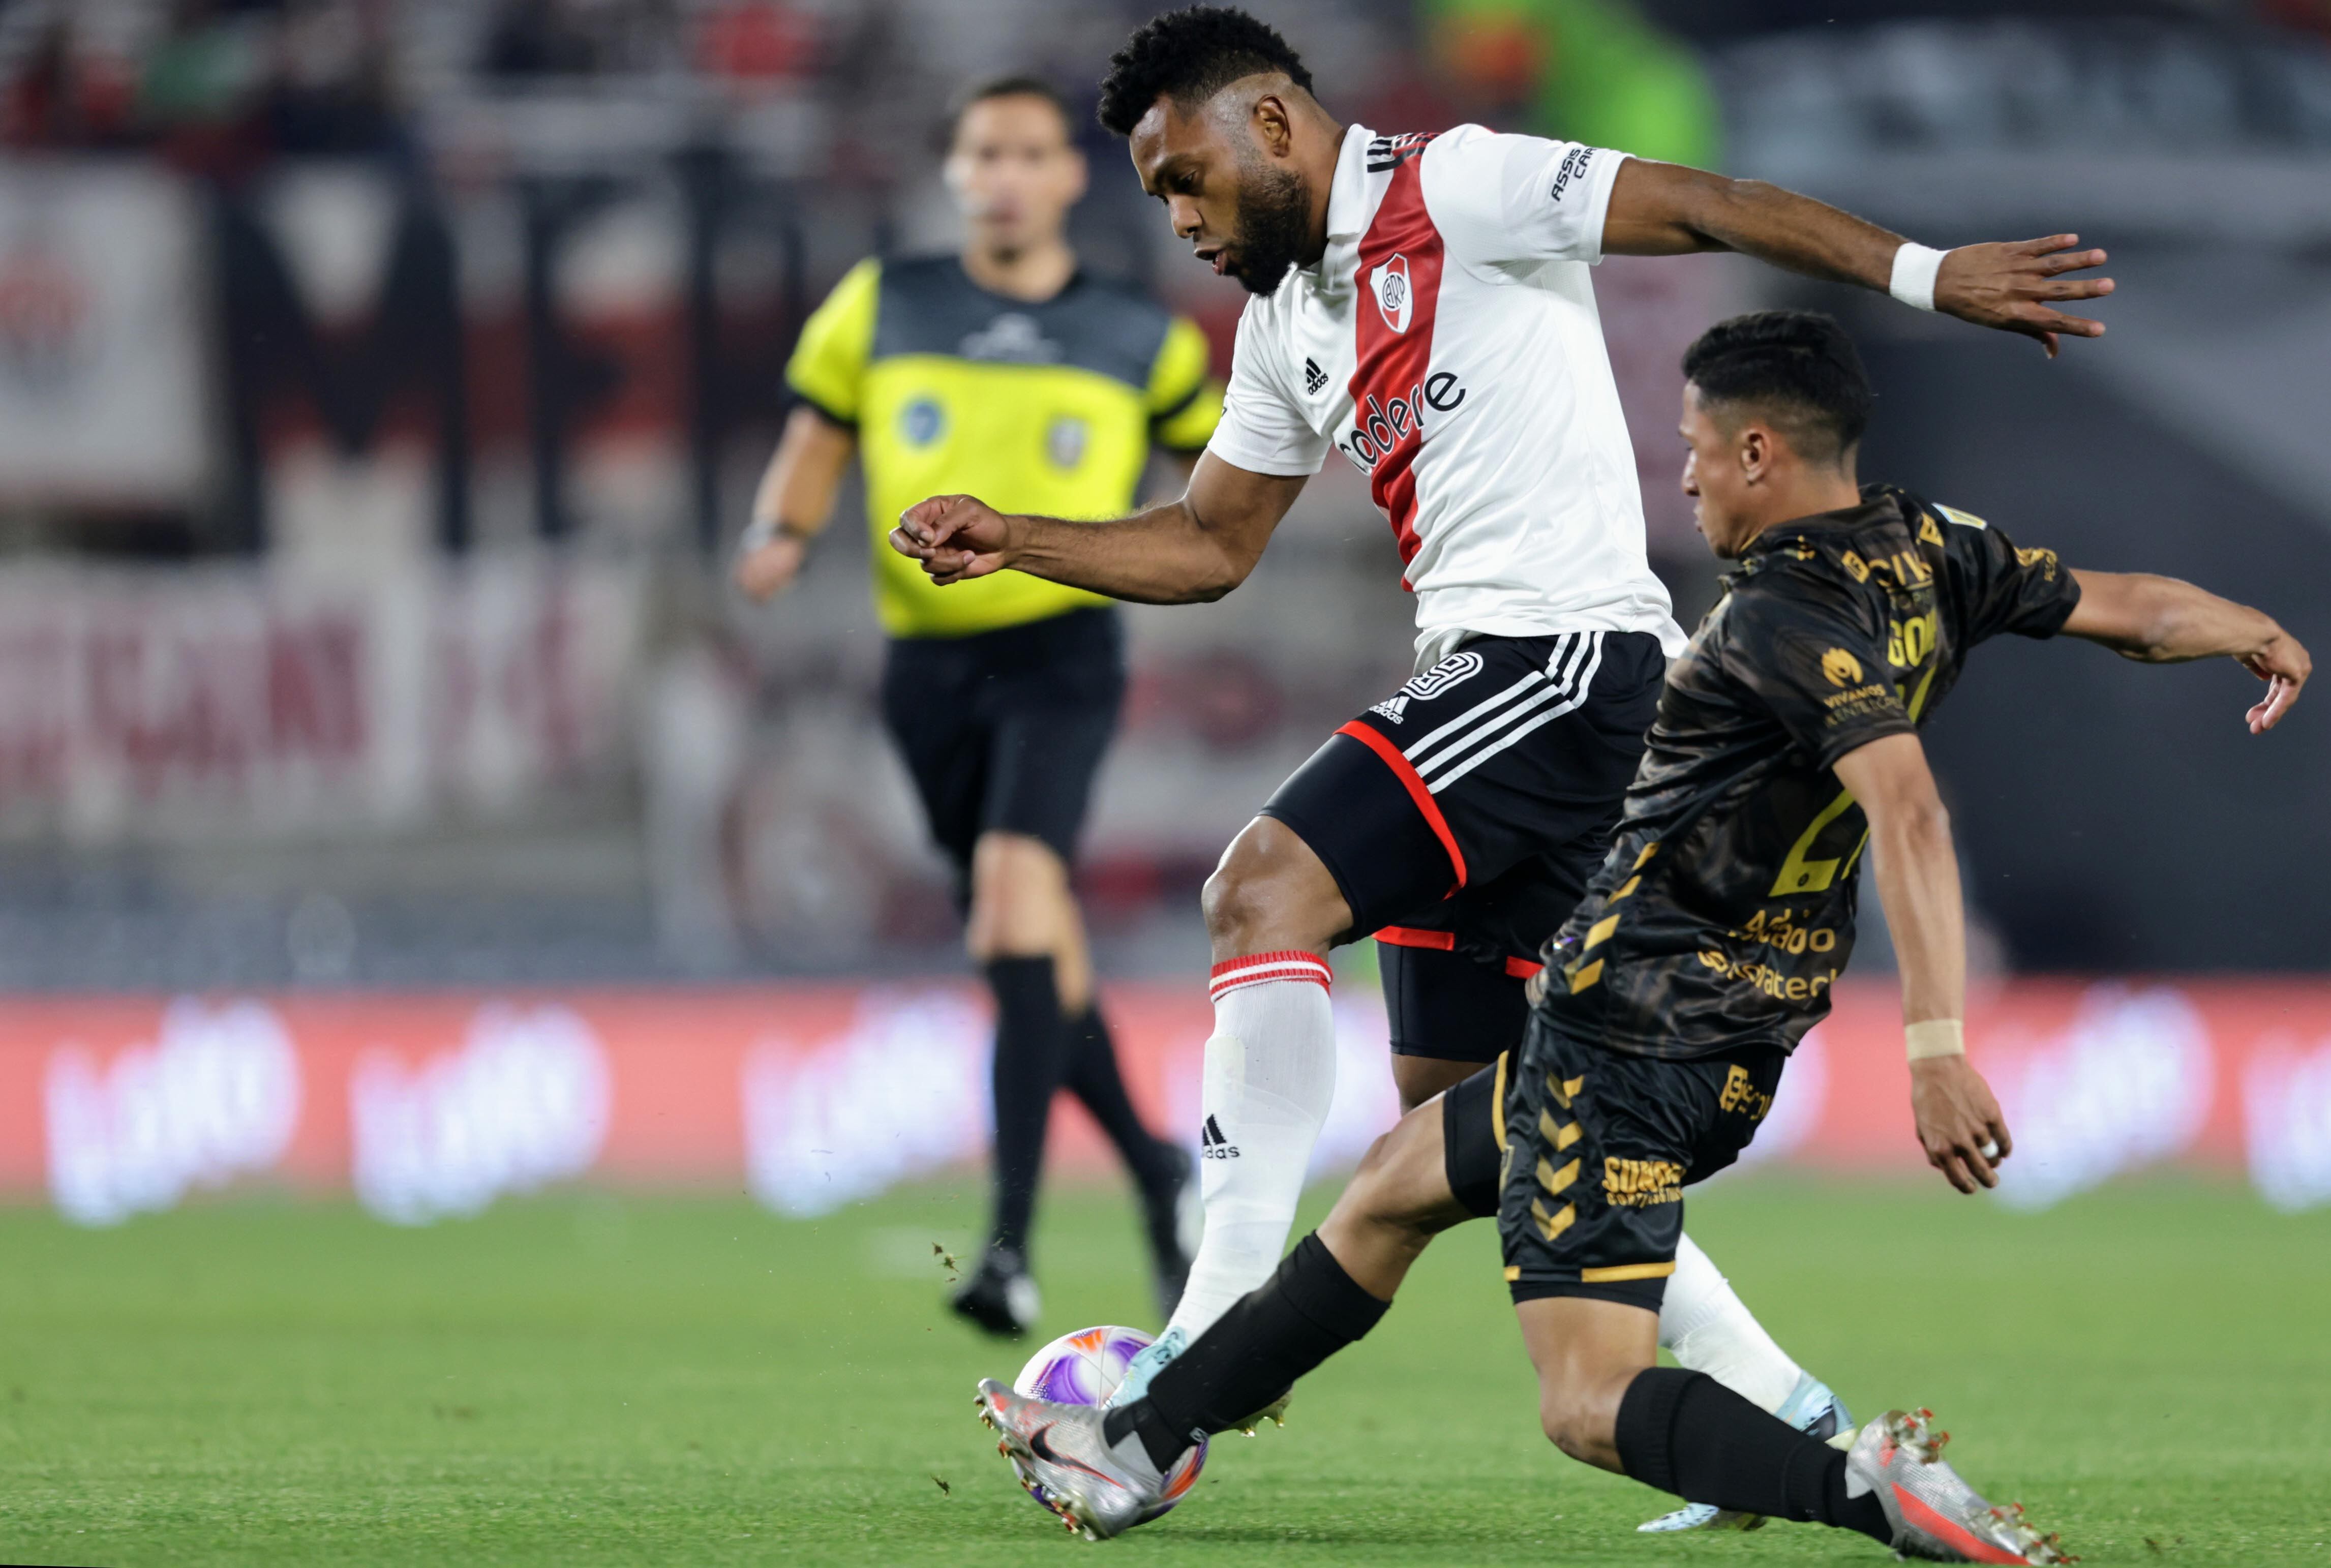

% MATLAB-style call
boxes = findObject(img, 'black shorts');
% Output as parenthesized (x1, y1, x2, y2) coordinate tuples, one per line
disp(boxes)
(880, 607, 1124, 902)
(1487, 1018, 1785, 1311)
(1259, 631, 1661, 1060)
(1381, 940, 1530, 1063)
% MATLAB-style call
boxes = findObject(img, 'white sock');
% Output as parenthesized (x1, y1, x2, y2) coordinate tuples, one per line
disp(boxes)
(1658, 1231, 1803, 1413)
(1164, 951, 1338, 1341)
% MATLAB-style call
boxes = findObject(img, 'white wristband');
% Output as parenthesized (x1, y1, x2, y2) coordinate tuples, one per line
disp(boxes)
(1889, 242, 1946, 312)
(1905, 1018, 1965, 1062)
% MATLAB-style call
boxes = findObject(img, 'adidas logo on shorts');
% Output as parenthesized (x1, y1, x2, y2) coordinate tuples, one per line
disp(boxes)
(1200, 1114, 1239, 1160)
(1303, 356, 1328, 395)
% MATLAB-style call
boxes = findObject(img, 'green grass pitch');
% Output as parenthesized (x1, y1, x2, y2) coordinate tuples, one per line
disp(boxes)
(2, 1174, 2327, 1565)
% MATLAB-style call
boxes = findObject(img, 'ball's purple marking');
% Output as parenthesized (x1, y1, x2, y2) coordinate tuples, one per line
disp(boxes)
(1009, 1325, 1208, 1518)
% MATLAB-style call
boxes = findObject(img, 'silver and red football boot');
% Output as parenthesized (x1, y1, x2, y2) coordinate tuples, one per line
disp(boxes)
(1845, 1407, 2073, 1564)
(975, 1377, 1168, 1541)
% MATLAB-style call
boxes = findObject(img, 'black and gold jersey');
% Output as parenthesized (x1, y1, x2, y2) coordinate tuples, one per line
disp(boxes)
(787, 255, 1222, 639)
(1538, 484, 2082, 1060)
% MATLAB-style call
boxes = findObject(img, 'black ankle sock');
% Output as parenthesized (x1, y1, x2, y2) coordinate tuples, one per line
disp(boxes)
(1062, 1006, 1177, 1189)
(1613, 1369, 1892, 1546)
(1100, 1233, 1390, 1471)
(985, 956, 1070, 1258)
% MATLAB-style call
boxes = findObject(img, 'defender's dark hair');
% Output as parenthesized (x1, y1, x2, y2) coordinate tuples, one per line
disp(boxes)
(1097, 7, 1314, 137)
(1681, 310, 1873, 465)
(947, 74, 1075, 146)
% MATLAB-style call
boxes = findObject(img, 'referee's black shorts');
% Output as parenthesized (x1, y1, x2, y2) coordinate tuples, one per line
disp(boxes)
(1259, 630, 1662, 1064)
(880, 606, 1123, 908)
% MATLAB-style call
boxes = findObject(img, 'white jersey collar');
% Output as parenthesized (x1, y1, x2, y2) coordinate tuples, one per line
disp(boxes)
(1298, 123, 1375, 299)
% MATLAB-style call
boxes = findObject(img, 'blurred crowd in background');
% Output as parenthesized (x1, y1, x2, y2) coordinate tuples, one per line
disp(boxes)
(0, 0, 2324, 990)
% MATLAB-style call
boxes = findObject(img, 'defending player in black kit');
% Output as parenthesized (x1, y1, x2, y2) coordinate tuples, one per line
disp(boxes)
(974, 311, 2310, 1559)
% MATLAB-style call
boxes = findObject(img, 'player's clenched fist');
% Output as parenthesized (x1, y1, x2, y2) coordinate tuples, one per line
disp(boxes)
(892, 494, 1019, 585)
(1909, 1053, 2014, 1194)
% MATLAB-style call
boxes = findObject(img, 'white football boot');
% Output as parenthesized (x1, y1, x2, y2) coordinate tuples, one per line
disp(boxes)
(975, 1378, 1168, 1541)
(1638, 1371, 1855, 1532)
(1845, 1407, 2071, 1564)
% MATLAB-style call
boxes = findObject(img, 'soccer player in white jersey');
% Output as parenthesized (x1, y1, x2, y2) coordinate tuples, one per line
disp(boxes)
(892, 4, 2115, 1496)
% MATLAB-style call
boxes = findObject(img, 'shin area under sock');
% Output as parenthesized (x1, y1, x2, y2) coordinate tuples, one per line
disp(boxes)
(1658, 1232, 1805, 1413)
(1162, 951, 1338, 1339)
(984, 956, 1070, 1257)
(1062, 1005, 1178, 1190)
(1613, 1368, 1892, 1546)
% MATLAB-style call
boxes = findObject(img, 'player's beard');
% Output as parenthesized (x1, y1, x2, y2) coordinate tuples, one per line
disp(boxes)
(1224, 157, 1312, 296)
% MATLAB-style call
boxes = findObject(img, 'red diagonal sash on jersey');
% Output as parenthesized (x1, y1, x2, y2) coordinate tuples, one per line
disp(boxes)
(1349, 147, 1446, 589)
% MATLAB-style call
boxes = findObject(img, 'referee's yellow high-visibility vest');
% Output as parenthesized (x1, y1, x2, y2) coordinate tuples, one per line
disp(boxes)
(787, 255, 1223, 640)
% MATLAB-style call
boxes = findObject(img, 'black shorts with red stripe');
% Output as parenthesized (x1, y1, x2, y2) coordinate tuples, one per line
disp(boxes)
(1258, 630, 1662, 1063)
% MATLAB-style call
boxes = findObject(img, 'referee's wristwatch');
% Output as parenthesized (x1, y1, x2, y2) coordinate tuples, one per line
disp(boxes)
(737, 516, 818, 556)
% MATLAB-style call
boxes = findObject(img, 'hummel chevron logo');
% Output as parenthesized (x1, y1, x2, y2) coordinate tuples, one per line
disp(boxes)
(1303, 356, 1328, 395)
(1200, 1114, 1240, 1160)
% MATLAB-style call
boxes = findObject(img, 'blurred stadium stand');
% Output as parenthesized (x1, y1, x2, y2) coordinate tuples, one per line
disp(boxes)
(0, 0, 2320, 989)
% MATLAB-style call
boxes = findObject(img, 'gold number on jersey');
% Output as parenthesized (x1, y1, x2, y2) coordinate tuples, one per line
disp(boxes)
(1768, 788, 1865, 896)
(1768, 654, 1943, 899)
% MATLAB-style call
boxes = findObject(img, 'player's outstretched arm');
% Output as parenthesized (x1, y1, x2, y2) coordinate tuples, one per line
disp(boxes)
(1832, 733, 2011, 1195)
(1599, 159, 2113, 358)
(2063, 569, 2309, 734)
(734, 407, 855, 602)
(889, 453, 1307, 606)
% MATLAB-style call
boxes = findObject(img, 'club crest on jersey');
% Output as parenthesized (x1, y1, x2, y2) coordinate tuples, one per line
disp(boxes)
(1372, 254, 1413, 334)
(1045, 415, 1087, 469)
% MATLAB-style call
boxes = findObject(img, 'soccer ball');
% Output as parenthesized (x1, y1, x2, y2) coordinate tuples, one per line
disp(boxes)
(1011, 1325, 1206, 1514)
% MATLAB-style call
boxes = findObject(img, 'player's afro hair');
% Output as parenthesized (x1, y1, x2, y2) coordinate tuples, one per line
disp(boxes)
(1096, 7, 1314, 138)
(1682, 310, 1874, 464)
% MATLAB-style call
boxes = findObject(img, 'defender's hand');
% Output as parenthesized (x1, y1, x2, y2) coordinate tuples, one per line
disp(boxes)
(2242, 630, 2309, 734)
(734, 533, 808, 602)
(892, 494, 1017, 585)
(1933, 235, 2113, 358)
(1909, 1054, 2012, 1194)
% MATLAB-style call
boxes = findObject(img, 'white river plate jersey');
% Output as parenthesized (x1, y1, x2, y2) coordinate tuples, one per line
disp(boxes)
(1206, 123, 1687, 667)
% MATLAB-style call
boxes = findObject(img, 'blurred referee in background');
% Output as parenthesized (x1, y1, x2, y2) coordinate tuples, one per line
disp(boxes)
(735, 75, 1221, 1336)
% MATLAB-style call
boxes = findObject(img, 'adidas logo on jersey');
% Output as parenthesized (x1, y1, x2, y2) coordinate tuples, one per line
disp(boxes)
(1304, 356, 1328, 395)
(1200, 1114, 1239, 1160)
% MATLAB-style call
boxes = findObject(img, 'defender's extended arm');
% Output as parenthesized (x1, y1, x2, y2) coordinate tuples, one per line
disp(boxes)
(891, 451, 1307, 606)
(1832, 732, 2010, 1196)
(1600, 160, 2114, 357)
(2064, 569, 2308, 733)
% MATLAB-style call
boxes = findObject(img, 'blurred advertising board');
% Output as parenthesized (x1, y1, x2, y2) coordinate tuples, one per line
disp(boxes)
(2, 978, 2328, 1225)
(0, 551, 645, 840)
(0, 162, 209, 505)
